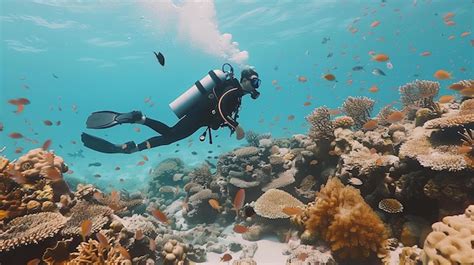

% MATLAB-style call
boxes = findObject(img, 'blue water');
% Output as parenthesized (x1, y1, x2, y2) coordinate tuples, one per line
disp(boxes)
(1, 0, 472, 192)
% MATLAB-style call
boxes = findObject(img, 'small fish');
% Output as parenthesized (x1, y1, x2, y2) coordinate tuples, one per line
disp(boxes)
(321, 37, 330, 44)
(8, 97, 30, 105)
(42, 139, 52, 150)
(352, 66, 364, 71)
(14, 104, 25, 114)
(372, 68, 386, 76)
(43, 166, 62, 180)
(0, 122, 3, 131)
(142, 155, 149, 161)
(14, 147, 23, 154)
(460, 31, 471, 37)
(221, 253, 233, 262)
(115, 166, 121, 170)
(9, 132, 23, 139)
(135, 229, 144, 240)
(297, 76, 308, 83)
(287, 115, 295, 121)
(386, 62, 393, 69)
(349, 177, 363, 185)
(151, 208, 169, 224)
(80, 219, 93, 241)
(96, 232, 110, 248)
(386, 111, 405, 123)
(110, 190, 120, 202)
(26, 259, 41, 265)
(116, 245, 131, 260)
(56, 120, 61, 126)
(191, 151, 198, 155)
(208, 199, 221, 212)
(369, 85, 379, 93)
(372, 53, 390, 62)
(153, 51, 165, 66)
(88, 162, 102, 167)
(43, 120, 53, 126)
(233, 189, 245, 215)
(134, 127, 141, 133)
(420, 51, 431, 56)
(297, 252, 309, 262)
(233, 224, 249, 234)
(93, 174, 101, 178)
(363, 119, 378, 130)
(433, 69, 452, 80)
(52, 73, 59, 79)
(323, 73, 336, 81)
(137, 161, 145, 166)
(327, 52, 333, 58)
(282, 207, 303, 216)
(303, 101, 312, 106)
(438, 95, 455, 103)
(458, 145, 472, 154)
(370, 20, 380, 27)
(378, 198, 403, 213)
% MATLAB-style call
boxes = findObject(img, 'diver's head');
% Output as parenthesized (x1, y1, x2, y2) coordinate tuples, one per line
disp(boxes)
(240, 68, 261, 99)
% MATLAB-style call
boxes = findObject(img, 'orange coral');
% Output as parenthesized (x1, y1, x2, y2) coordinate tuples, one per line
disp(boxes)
(303, 178, 388, 260)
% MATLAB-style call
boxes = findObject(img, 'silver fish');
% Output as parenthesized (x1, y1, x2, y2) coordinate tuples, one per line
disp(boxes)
(372, 68, 386, 76)
(352, 66, 364, 71)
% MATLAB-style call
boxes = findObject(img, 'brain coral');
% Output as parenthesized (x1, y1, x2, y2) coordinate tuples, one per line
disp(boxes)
(303, 177, 388, 260)
(254, 189, 304, 219)
(0, 212, 67, 252)
(422, 205, 474, 265)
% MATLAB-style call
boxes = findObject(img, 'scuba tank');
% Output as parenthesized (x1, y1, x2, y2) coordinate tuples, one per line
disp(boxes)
(169, 63, 234, 119)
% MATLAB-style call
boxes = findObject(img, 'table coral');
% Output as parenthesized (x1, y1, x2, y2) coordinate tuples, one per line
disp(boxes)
(254, 189, 304, 219)
(62, 201, 113, 236)
(0, 212, 67, 252)
(302, 177, 388, 260)
(421, 205, 474, 265)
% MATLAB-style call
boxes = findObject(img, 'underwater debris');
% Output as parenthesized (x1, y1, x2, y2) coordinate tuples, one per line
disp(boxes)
(378, 198, 404, 213)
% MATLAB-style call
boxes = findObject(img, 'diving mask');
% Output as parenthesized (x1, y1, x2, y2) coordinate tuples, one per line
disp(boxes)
(250, 77, 261, 89)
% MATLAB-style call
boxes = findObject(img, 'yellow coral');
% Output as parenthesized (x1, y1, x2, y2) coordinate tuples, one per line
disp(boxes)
(303, 178, 388, 260)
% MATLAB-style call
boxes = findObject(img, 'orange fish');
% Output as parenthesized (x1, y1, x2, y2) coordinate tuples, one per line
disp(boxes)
(271, 80, 278, 85)
(460, 88, 474, 97)
(221, 253, 233, 262)
(14, 147, 23, 154)
(458, 145, 472, 154)
(287, 115, 295, 121)
(375, 157, 383, 166)
(110, 190, 120, 202)
(42, 139, 52, 150)
(142, 155, 149, 161)
(81, 219, 92, 241)
(443, 12, 455, 21)
(26, 259, 41, 265)
(134, 127, 141, 133)
(282, 207, 303, 216)
(460, 31, 471, 37)
(233, 224, 249, 234)
(370, 20, 380, 27)
(386, 111, 405, 123)
(14, 104, 25, 114)
(444, 20, 455, 26)
(9, 132, 23, 139)
(233, 189, 245, 215)
(96, 232, 110, 248)
(323, 73, 336, 81)
(438, 95, 455, 103)
(362, 119, 378, 130)
(297, 76, 308, 83)
(151, 209, 169, 224)
(303, 101, 311, 106)
(208, 199, 221, 212)
(137, 161, 145, 166)
(433, 70, 452, 80)
(135, 229, 144, 240)
(420, 51, 431, 56)
(116, 245, 131, 260)
(8, 98, 30, 105)
(43, 120, 53, 126)
(368, 85, 379, 93)
(372, 53, 389, 62)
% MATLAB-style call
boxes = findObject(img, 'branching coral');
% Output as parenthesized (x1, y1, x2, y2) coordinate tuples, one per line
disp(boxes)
(306, 106, 335, 140)
(399, 80, 440, 112)
(377, 105, 396, 126)
(332, 116, 354, 129)
(341, 97, 375, 130)
(421, 205, 474, 265)
(245, 130, 272, 147)
(0, 212, 67, 252)
(67, 239, 131, 265)
(302, 178, 388, 260)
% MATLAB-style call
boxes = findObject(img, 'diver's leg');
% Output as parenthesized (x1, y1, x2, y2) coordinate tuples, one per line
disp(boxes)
(137, 115, 205, 150)
(142, 117, 172, 135)
(81, 133, 138, 154)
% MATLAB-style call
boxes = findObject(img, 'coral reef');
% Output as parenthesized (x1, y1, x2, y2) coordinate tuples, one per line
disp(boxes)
(0, 212, 67, 252)
(399, 80, 440, 114)
(341, 96, 375, 129)
(421, 205, 474, 265)
(62, 201, 113, 236)
(67, 239, 131, 265)
(306, 106, 334, 141)
(254, 189, 304, 219)
(300, 177, 388, 260)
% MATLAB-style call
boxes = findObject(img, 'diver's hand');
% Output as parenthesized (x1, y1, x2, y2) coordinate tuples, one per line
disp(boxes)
(235, 125, 245, 140)
(120, 141, 138, 154)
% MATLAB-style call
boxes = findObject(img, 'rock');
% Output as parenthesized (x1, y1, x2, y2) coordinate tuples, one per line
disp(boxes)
(232, 258, 257, 265)
(27, 200, 41, 212)
(164, 253, 176, 261)
(269, 155, 284, 166)
(400, 217, 431, 247)
(164, 241, 174, 252)
(229, 242, 243, 252)
(229, 178, 260, 188)
(258, 138, 272, 148)
(207, 243, 227, 254)
(240, 243, 258, 259)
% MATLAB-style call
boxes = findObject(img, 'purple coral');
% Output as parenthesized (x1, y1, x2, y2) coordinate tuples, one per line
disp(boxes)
(341, 97, 375, 130)
(305, 106, 334, 141)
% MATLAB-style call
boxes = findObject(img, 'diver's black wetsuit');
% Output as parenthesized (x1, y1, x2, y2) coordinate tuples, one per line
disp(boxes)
(136, 78, 244, 151)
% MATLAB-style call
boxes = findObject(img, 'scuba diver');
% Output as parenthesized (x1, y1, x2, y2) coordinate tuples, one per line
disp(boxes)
(81, 64, 261, 154)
